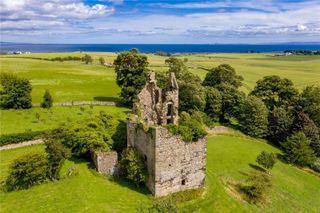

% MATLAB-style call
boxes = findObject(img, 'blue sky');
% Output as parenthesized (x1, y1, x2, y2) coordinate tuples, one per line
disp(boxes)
(1, 0, 319, 44)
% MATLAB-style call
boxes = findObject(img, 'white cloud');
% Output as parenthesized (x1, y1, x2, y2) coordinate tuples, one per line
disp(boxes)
(1, 0, 320, 43)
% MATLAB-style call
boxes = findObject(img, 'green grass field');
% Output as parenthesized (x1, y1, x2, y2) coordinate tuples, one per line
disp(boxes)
(1, 135, 319, 212)
(1, 52, 319, 103)
(0, 105, 129, 135)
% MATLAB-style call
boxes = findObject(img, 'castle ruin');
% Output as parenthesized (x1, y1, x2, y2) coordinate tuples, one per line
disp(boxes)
(127, 72, 207, 197)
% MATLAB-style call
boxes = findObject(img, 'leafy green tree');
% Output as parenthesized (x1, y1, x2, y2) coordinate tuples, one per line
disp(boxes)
(239, 96, 269, 138)
(204, 87, 222, 121)
(203, 64, 243, 88)
(0, 73, 32, 109)
(41, 89, 53, 108)
(3, 153, 48, 191)
(120, 147, 147, 186)
(179, 79, 206, 112)
(256, 151, 276, 170)
(282, 132, 316, 166)
(165, 57, 187, 79)
(114, 49, 148, 106)
(250, 75, 298, 110)
(267, 107, 293, 145)
(44, 139, 71, 180)
(292, 112, 320, 156)
(99, 57, 105, 65)
(217, 84, 246, 122)
(83, 54, 93, 64)
(298, 86, 320, 127)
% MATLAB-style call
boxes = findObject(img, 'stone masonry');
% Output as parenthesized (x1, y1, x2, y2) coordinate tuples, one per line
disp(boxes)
(127, 72, 207, 197)
(92, 151, 118, 175)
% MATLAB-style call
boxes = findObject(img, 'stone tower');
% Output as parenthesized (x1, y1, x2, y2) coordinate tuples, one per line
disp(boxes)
(134, 72, 179, 125)
(127, 72, 207, 197)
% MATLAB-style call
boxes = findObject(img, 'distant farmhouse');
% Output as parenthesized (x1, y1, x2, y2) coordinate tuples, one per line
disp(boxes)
(93, 72, 207, 197)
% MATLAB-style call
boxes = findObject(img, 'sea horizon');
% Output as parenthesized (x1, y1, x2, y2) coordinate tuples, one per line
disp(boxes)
(1, 42, 320, 54)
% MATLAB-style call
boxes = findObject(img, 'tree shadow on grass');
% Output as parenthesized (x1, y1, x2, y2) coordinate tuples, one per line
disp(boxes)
(68, 156, 150, 196)
(108, 175, 150, 196)
(248, 163, 266, 173)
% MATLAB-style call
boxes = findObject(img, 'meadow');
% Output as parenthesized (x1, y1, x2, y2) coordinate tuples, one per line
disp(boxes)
(0, 134, 319, 212)
(0, 105, 129, 135)
(1, 52, 320, 212)
(0, 52, 319, 104)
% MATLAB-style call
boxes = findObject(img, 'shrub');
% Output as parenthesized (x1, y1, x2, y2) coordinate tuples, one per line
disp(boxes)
(166, 112, 207, 142)
(282, 132, 316, 166)
(166, 124, 193, 142)
(99, 57, 105, 65)
(256, 151, 276, 170)
(82, 54, 93, 64)
(311, 159, 320, 173)
(120, 147, 147, 186)
(240, 171, 272, 204)
(3, 153, 48, 191)
(0, 73, 32, 109)
(137, 200, 179, 213)
(41, 89, 53, 108)
(49, 113, 120, 156)
(44, 139, 71, 180)
(0, 131, 43, 146)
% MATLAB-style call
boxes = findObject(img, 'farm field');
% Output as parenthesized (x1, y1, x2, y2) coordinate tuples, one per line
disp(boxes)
(0, 105, 129, 135)
(1, 52, 319, 104)
(0, 135, 319, 212)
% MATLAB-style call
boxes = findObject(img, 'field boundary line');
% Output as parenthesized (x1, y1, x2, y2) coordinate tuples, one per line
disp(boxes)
(33, 101, 117, 107)
(0, 139, 44, 151)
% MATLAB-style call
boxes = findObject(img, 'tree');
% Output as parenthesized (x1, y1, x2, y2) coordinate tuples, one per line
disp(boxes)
(256, 151, 276, 170)
(267, 107, 293, 145)
(83, 54, 93, 64)
(179, 79, 206, 112)
(165, 57, 187, 79)
(282, 132, 316, 166)
(44, 139, 71, 180)
(291, 112, 320, 156)
(239, 96, 269, 138)
(298, 86, 320, 127)
(217, 84, 246, 122)
(99, 57, 105, 65)
(120, 147, 147, 186)
(203, 64, 243, 88)
(41, 89, 53, 108)
(204, 87, 222, 121)
(250, 75, 298, 110)
(3, 153, 48, 191)
(114, 49, 148, 106)
(0, 73, 32, 109)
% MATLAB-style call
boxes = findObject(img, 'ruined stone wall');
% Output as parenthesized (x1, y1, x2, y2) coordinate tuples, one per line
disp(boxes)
(127, 121, 156, 194)
(127, 120, 207, 197)
(154, 128, 207, 197)
(92, 151, 118, 175)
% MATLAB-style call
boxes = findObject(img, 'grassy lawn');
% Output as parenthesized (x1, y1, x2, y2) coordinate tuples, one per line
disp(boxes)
(1, 135, 319, 212)
(1, 52, 319, 104)
(0, 105, 130, 135)
(0, 56, 120, 103)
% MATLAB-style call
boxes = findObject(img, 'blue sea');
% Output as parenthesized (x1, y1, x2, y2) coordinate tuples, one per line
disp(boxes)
(1, 43, 319, 53)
